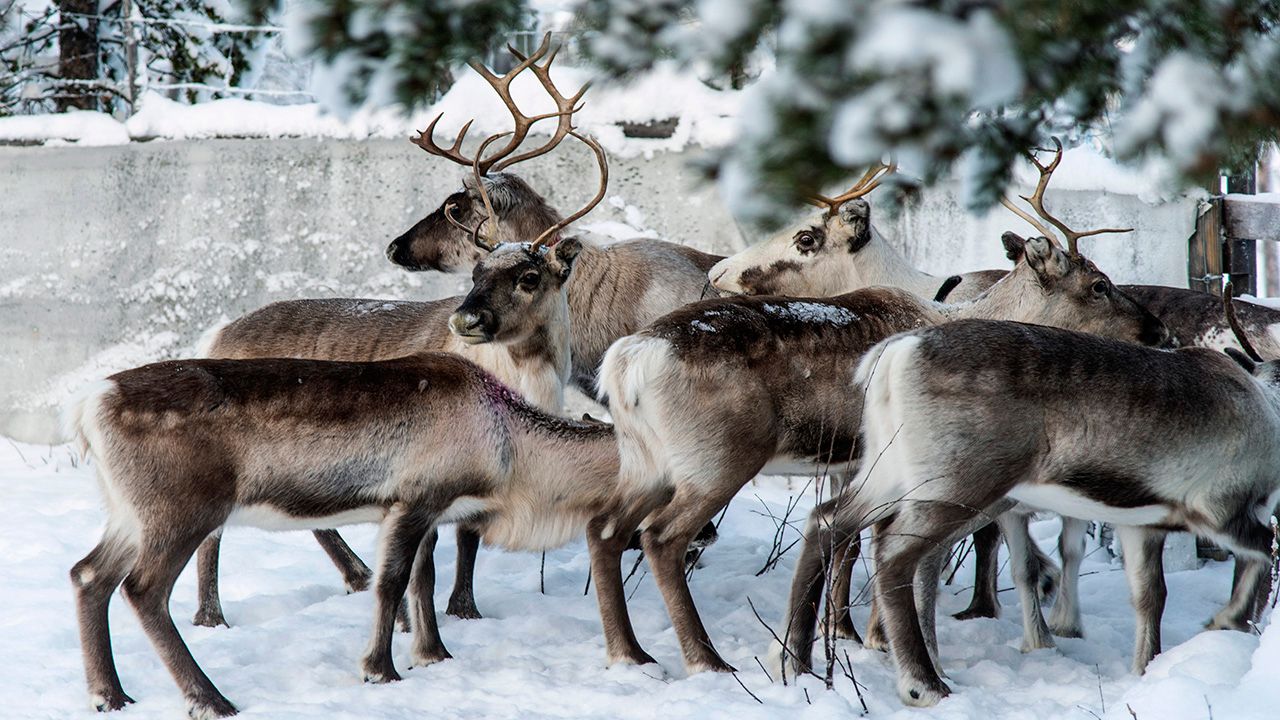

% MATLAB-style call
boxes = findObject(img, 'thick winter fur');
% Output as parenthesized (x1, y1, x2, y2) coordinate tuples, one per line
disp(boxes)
(68, 352, 626, 717)
(384, 170, 723, 394)
(825, 320, 1280, 706)
(193, 240, 580, 627)
(708, 199, 1006, 302)
(594, 239, 1168, 675)
(725, 222, 1279, 643)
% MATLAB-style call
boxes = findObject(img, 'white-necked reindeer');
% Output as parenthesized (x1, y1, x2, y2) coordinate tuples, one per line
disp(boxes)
(714, 145, 1280, 638)
(587, 227, 1169, 674)
(193, 101, 609, 629)
(64, 134, 636, 718)
(709, 142, 1280, 359)
(384, 38, 723, 398)
(795, 302, 1279, 707)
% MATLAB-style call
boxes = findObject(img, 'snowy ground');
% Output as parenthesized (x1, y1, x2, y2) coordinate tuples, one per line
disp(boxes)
(2, 439, 1276, 720)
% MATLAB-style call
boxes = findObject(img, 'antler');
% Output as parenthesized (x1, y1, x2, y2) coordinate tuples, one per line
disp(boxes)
(1005, 137, 1134, 255)
(411, 33, 584, 176)
(487, 36, 590, 173)
(806, 160, 897, 215)
(1223, 282, 1264, 362)
(530, 131, 609, 250)
(443, 132, 514, 252)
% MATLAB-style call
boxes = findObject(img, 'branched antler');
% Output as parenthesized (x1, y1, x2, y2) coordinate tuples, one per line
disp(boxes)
(1004, 138, 1134, 255)
(530, 130, 609, 249)
(806, 159, 897, 216)
(410, 32, 586, 176)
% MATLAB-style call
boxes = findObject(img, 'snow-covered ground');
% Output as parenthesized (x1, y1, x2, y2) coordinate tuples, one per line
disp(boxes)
(2, 440, 1275, 719)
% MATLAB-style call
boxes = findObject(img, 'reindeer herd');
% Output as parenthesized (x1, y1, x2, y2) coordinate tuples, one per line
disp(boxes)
(61, 35, 1279, 718)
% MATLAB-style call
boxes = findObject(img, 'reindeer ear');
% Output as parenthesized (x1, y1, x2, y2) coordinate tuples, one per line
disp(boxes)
(1224, 347, 1258, 373)
(1023, 236, 1071, 283)
(552, 237, 583, 279)
(1001, 232, 1027, 262)
(837, 198, 872, 252)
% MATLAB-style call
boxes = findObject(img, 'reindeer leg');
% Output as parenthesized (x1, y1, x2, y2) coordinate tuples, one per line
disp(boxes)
(642, 508, 736, 674)
(123, 529, 238, 718)
(313, 529, 373, 593)
(875, 512, 954, 707)
(71, 528, 138, 712)
(783, 497, 849, 676)
(953, 522, 1001, 620)
(1048, 517, 1087, 638)
(913, 544, 948, 677)
(192, 531, 230, 628)
(1116, 526, 1167, 673)
(824, 534, 863, 642)
(997, 511, 1055, 652)
(361, 506, 434, 683)
(587, 516, 657, 666)
(1208, 522, 1275, 631)
(446, 525, 484, 620)
(408, 529, 452, 666)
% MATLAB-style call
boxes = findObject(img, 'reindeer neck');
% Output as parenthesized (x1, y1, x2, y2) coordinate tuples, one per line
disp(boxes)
(937, 266, 1039, 322)
(848, 227, 941, 298)
(508, 291, 573, 411)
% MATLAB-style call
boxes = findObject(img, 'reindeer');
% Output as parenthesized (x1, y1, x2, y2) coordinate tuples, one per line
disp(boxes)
(715, 142, 1280, 634)
(191, 122, 608, 629)
(794, 300, 1280, 707)
(587, 228, 1169, 675)
(710, 141, 1280, 361)
(707, 162, 1006, 301)
(64, 348, 656, 718)
(384, 34, 723, 397)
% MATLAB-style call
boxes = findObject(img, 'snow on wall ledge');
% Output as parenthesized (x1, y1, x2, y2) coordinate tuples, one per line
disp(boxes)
(0, 138, 1195, 443)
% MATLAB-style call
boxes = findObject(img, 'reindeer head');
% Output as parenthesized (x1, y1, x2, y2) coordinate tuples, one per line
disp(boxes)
(386, 173, 560, 272)
(386, 33, 586, 274)
(709, 162, 893, 295)
(985, 138, 1168, 347)
(988, 232, 1170, 347)
(447, 128, 608, 345)
(450, 240, 583, 344)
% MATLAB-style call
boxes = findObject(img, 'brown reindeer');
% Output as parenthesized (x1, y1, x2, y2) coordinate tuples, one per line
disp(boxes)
(586, 231, 1169, 674)
(383, 38, 722, 398)
(64, 350, 652, 718)
(191, 122, 608, 628)
(714, 142, 1280, 637)
(798, 305, 1279, 706)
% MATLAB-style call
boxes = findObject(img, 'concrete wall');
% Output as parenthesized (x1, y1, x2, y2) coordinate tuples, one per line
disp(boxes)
(0, 138, 1197, 443)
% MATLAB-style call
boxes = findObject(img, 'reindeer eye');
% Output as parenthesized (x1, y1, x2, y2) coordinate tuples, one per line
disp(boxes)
(795, 232, 817, 251)
(1092, 280, 1108, 296)
(518, 272, 541, 290)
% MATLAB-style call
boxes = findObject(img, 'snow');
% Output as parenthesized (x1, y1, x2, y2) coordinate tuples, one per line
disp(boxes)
(762, 301, 858, 325)
(0, 110, 130, 146)
(0, 64, 737, 159)
(3, 438, 1275, 718)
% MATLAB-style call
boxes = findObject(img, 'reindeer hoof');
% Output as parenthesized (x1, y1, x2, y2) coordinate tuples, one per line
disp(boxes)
(361, 659, 403, 684)
(1020, 635, 1056, 653)
(91, 689, 135, 712)
(952, 603, 999, 621)
(898, 675, 950, 707)
(1048, 617, 1084, 638)
(608, 649, 659, 667)
(191, 608, 230, 629)
(186, 693, 238, 719)
(410, 646, 453, 668)
(343, 571, 372, 594)
(446, 595, 483, 620)
(687, 657, 737, 674)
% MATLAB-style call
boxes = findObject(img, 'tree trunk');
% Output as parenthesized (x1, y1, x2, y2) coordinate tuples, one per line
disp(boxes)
(55, 0, 100, 111)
